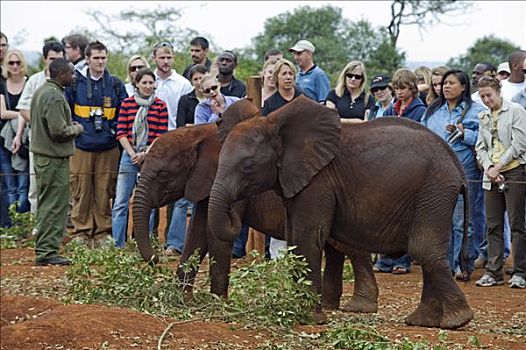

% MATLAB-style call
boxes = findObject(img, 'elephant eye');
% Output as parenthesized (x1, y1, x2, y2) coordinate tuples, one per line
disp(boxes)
(241, 159, 254, 171)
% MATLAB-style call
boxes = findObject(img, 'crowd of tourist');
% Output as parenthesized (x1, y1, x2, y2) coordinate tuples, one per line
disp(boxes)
(0, 31, 524, 289)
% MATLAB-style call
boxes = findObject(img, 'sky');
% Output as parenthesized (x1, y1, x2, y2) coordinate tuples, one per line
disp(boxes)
(1, 1, 525, 63)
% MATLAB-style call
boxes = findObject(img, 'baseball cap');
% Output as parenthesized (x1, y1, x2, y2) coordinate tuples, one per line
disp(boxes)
(289, 40, 315, 53)
(370, 74, 391, 90)
(497, 62, 510, 74)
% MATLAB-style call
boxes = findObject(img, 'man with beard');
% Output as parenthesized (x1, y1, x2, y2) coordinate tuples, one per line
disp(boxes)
(151, 41, 193, 256)
(182, 36, 212, 80)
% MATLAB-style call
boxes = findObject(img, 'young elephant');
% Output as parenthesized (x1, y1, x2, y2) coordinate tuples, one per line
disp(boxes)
(208, 96, 473, 329)
(132, 108, 285, 297)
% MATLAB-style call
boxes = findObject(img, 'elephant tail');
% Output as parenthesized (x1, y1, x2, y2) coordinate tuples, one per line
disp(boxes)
(459, 183, 471, 281)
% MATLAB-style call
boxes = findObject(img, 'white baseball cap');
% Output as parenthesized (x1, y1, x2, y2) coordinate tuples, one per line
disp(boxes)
(289, 40, 315, 53)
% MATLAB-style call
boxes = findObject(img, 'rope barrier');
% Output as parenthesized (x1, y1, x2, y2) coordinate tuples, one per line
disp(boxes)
(1, 172, 526, 184)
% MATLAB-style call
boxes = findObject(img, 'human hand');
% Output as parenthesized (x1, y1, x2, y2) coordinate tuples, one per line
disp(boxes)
(73, 122, 84, 134)
(12, 135, 21, 154)
(211, 97, 225, 115)
(486, 165, 502, 182)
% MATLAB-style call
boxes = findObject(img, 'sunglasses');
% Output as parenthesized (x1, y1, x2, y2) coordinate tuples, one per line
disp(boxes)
(204, 85, 219, 94)
(346, 73, 363, 80)
(129, 65, 145, 72)
(153, 41, 173, 49)
(8, 60, 21, 66)
(371, 86, 388, 93)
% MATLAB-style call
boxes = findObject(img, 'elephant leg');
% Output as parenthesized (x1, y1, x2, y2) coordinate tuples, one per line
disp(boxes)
(407, 234, 473, 329)
(322, 243, 344, 310)
(342, 251, 378, 313)
(175, 200, 209, 298)
(290, 232, 326, 324)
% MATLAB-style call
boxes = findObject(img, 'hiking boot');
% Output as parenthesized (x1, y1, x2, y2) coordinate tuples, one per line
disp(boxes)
(35, 256, 71, 266)
(475, 274, 504, 287)
(508, 275, 526, 289)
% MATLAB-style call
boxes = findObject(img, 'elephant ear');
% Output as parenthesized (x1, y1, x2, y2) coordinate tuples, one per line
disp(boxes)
(267, 95, 341, 198)
(216, 99, 260, 144)
(184, 124, 222, 202)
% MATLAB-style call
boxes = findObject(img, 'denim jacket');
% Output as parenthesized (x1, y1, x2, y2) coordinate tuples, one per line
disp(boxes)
(421, 101, 484, 166)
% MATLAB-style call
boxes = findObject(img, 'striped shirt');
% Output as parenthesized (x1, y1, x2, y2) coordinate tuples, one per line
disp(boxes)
(116, 96, 169, 145)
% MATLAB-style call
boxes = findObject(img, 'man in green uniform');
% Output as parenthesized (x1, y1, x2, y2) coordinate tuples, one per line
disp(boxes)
(30, 58, 84, 266)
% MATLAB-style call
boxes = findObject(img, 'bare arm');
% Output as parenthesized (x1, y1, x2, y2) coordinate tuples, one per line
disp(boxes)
(12, 114, 26, 154)
(19, 109, 30, 122)
(0, 95, 19, 120)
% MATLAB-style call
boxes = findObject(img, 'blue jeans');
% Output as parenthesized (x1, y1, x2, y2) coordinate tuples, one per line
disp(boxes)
(0, 144, 29, 215)
(232, 224, 249, 258)
(166, 197, 195, 252)
(448, 156, 480, 273)
(112, 151, 140, 248)
(375, 254, 412, 272)
(112, 152, 156, 248)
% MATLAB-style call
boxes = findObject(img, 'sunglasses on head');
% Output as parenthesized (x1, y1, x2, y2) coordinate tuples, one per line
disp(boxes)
(129, 65, 145, 72)
(204, 85, 219, 94)
(371, 86, 388, 93)
(153, 41, 173, 49)
(346, 73, 363, 80)
(8, 60, 21, 66)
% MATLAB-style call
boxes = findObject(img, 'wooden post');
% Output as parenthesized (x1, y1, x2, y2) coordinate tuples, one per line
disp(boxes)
(244, 76, 267, 257)
(246, 76, 262, 111)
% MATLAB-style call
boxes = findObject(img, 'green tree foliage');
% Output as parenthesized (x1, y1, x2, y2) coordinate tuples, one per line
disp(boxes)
(446, 35, 520, 73)
(251, 5, 404, 84)
(387, 0, 472, 47)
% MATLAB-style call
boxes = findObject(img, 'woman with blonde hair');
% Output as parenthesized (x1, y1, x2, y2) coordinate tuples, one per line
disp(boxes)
(124, 55, 150, 96)
(261, 57, 280, 104)
(426, 66, 450, 106)
(326, 60, 374, 120)
(0, 49, 29, 217)
(414, 65, 432, 105)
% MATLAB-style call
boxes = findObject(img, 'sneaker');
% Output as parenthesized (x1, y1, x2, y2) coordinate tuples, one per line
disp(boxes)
(508, 275, 526, 289)
(475, 274, 504, 287)
(474, 257, 487, 269)
(392, 266, 409, 274)
(164, 247, 181, 257)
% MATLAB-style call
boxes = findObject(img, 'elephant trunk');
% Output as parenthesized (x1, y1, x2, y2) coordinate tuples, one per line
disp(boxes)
(208, 182, 242, 242)
(132, 178, 159, 264)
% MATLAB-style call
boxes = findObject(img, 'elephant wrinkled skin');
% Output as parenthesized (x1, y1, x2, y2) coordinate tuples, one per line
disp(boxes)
(132, 105, 288, 298)
(208, 96, 474, 329)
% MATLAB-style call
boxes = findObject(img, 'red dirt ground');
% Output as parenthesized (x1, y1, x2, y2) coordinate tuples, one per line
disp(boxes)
(1, 209, 525, 350)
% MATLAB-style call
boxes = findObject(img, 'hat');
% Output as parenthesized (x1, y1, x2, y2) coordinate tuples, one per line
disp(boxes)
(370, 74, 391, 90)
(497, 62, 510, 74)
(289, 40, 315, 53)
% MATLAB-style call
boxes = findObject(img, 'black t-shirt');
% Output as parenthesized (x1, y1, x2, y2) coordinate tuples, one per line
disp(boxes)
(220, 77, 246, 98)
(176, 90, 199, 127)
(326, 89, 375, 119)
(262, 89, 303, 116)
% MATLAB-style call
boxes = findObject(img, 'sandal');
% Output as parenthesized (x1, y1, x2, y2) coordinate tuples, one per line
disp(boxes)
(392, 266, 409, 274)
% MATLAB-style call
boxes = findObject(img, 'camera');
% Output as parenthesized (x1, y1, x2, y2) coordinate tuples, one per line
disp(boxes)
(447, 127, 463, 143)
(498, 182, 509, 192)
(91, 108, 103, 132)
